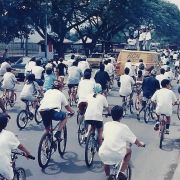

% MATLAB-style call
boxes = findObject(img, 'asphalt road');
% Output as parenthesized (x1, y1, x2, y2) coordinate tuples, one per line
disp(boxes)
(4, 81, 180, 180)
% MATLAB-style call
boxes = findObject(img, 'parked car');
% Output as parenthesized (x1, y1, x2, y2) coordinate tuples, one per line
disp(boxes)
(87, 53, 104, 68)
(12, 56, 32, 80)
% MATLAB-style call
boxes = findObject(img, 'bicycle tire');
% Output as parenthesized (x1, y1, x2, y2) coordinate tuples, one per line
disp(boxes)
(126, 165, 132, 180)
(85, 133, 95, 167)
(77, 111, 80, 125)
(122, 102, 127, 117)
(15, 167, 26, 180)
(58, 125, 67, 157)
(129, 100, 134, 114)
(177, 104, 180, 120)
(16, 110, 29, 129)
(9, 93, 17, 107)
(35, 108, 42, 124)
(144, 107, 151, 123)
(159, 124, 165, 149)
(38, 133, 52, 169)
(78, 120, 87, 146)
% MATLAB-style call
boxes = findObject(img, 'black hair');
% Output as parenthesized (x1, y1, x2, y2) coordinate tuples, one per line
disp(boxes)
(6, 67, 12, 72)
(161, 79, 170, 88)
(124, 67, 130, 75)
(84, 69, 91, 79)
(178, 86, 180, 94)
(166, 61, 170, 65)
(46, 68, 52, 75)
(104, 60, 108, 65)
(71, 54, 75, 59)
(0, 114, 8, 132)
(160, 68, 165, 74)
(59, 58, 63, 62)
(72, 60, 78, 66)
(100, 64, 105, 71)
(30, 57, 36, 62)
(111, 105, 124, 121)
(127, 59, 131, 62)
(26, 73, 35, 82)
(138, 70, 143, 78)
(139, 59, 143, 63)
(36, 60, 41, 66)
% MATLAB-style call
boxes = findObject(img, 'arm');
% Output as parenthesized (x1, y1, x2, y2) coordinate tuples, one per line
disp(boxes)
(134, 139, 145, 147)
(18, 144, 31, 157)
(65, 105, 75, 114)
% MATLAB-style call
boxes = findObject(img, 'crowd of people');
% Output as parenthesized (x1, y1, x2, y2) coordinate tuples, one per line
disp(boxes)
(0, 48, 179, 180)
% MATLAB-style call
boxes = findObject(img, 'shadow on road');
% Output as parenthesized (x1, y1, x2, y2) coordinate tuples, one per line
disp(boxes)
(161, 138, 180, 152)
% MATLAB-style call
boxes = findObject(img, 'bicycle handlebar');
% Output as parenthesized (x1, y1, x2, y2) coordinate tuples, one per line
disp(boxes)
(11, 151, 35, 160)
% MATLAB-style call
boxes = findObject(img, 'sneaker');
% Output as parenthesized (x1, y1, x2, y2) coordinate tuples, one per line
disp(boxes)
(54, 131, 62, 141)
(165, 129, 170, 134)
(154, 122, 160, 131)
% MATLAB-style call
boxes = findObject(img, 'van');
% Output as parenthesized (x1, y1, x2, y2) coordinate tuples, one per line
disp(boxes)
(115, 50, 161, 75)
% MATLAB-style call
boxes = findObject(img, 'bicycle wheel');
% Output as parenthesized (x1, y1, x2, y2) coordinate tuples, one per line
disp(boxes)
(15, 168, 26, 180)
(126, 165, 132, 180)
(159, 124, 165, 149)
(144, 107, 151, 123)
(122, 102, 127, 117)
(35, 108, 42, 124)
(10, 93, 17, 107)
(77, 111, 80, 125)
(135, 97, 141, 111)
(58, 125, 67, 157)
(38, 133, 52, 169)
(16, 110, 29, 129)
(78, 120, 87, 146)
(85, 133, 96, 167)
(177, 104, 180, 120)
(129, 100, 134, 114)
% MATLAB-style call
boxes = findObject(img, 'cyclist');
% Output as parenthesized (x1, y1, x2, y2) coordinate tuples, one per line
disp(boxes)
(119, 67, 135, 104)
(151, 79, 177, 134)
(77, 56, 90, 75)
(67, 61, 82, 98)
(43, 68, 57, 92)
(77, 69, 95, 116)
(20, 74, 42, 108)
(84, 83, 110, 145)
(39, 81, 74, 139)
(57, 58, 67, 84)
(94, 64, 110, 95)
(156, 68, 166, 88)
(99, 105, 145, 180)
(0, 58, 11, 77)
(0, 113, 32, 180)
(31, 60, 45, 87)
(24, 57, 36, 77)
(138, 69, 160, 116)
(1, 67, 18, 103)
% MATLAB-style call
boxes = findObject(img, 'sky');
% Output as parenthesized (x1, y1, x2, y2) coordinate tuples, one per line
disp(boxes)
(168, 0, 180, 8)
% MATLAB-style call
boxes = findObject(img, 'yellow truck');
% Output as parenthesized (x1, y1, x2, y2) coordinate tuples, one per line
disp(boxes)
(115, 50, 161, 75)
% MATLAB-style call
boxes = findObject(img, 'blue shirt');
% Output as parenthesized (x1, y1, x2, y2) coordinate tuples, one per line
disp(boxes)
(43, 73, 56, 91)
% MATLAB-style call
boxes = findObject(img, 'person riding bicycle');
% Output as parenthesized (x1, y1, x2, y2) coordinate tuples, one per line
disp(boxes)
(77, 69, 95, 116)
(0, 113, 32, 180)
(57, 58, 68, 84)
(39, 81, 75, 140)
(119, 67, 135, 104)
(94, 64, 110, 95)
(99, 105, 145, 180)
(84, 83, 110, 145)
(156, 68, 166, 88)
(77, 56, 90, 75)
(1, 67, 18, 103)
(139, 69, 160, 115)
(20, 74, 43, 108)
(67, 61, 82, 98)
(43, 68, 57, 92)
(151, 79, 177, 134)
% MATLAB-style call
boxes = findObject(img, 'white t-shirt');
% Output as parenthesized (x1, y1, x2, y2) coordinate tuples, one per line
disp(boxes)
(119, 74, 135, 96)
(45, 63, 53, 69)
(145, 32, 151, 41)
(99, 121, 136, 165)
(173, 53, 178, 60)
(78, 79, 95, 103)
(20, 81, 40, 98)
(2, 72, 16, 90)
(0, 130, 20, 180)
(124, 62, 135, 77)
(151, 88, 177, 116)
(127, 38, 136, 46)
(164, 71, 174, 81)
(139, 32, 146, 41)
(39, 89, 68, 111)
(156, 74, 166, 88)
(105, 63, 115, 76)
(78, 61, 90, 74)
(31, 66, 44, 79)
(175, 60, 179, 67)
(0, 62, 11, 76)
(85, 94, 108, 121)
(25, 61, 36, 73)
(67, 66, 82, 84)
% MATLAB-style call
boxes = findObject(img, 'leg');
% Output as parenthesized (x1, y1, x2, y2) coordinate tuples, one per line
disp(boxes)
(97, 127, 103, 146)
(10, 90, 14, 102)
(165, 116, 171, 133)
(104, 164, 110, 177)
(119, 148, 131, 173)
(58, 118, 67, 132)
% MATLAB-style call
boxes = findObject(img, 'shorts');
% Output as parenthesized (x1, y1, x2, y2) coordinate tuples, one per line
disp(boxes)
(20, 95, 36, 102)
(40, 109, 66, 128)
(85, 120, 103, 129)
(35, 79, 44, 86)
(68, 84, 78, 89)
(78, 102, 87, 115)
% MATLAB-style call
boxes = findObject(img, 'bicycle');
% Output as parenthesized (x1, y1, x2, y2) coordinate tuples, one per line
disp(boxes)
(85, 114, 110, 168)
(108, 162, 131, 180)
(78, 117, 88, 146)
(2, 89, 17, 110)
(159, 114, 167, 149)
(69, 86, 78, 107)
(0, 150, 35, 180)
(121, 95, 134, 116)
(38, 112, 73, 169)
(16, 96, 42, 129)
